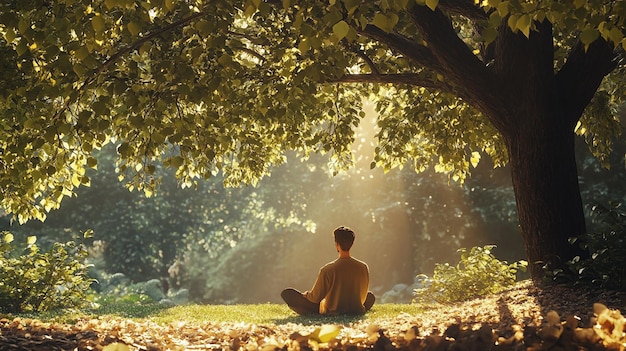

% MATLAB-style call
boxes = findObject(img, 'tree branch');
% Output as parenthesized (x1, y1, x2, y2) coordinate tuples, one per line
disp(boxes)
(330, 73, 442, 88)
(438, 0, 488, 21)
(556, 38, 619, 127)
(358, 25, 444, 74)
(351, 46, 380, 75)
(329, 73, 477, 105)
(408, 5, 511, 133)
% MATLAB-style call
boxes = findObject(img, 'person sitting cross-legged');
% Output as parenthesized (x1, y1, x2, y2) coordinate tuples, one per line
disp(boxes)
(281, 226, 375, 315)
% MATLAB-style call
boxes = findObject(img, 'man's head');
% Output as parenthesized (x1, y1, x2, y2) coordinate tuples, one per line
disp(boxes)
(333, 226, 355, 252)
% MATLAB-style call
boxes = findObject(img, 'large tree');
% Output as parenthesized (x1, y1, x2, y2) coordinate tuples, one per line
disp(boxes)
(0, 0, 624, 278)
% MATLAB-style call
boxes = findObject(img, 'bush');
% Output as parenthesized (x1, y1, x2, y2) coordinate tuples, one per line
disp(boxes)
(0, 232, 93, 313)
(413, 245, 527, 303)
(546, 201, 626, 290)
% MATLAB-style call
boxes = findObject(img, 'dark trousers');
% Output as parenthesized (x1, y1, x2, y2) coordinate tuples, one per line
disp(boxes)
(281, 288, 376, 315)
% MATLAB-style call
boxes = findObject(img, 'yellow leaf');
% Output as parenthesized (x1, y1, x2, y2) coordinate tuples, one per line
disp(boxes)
(4, 233, 14, 243)
(516, 14, 531, 38)
(332, 20, 350, 40)
(103, 343, 130, 351)
(27, 236, 37, 245)
(507, 14, 518, 32)
(72, 174, 81, 187)
(425, 0, 439, 10)
(470, 151, 481, 168)
(309, 325, 341, 343)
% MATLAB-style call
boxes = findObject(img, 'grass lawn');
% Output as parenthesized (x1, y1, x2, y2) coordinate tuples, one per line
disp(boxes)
(152, 303, 425, 325)
(11, 301, 426, 326)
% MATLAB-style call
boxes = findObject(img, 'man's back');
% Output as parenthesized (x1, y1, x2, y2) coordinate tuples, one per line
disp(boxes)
(281, 226, 375, 315)
(307, 257, 369, 315)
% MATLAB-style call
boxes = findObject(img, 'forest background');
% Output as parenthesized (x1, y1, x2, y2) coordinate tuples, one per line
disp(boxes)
(2, 103, 624, 306)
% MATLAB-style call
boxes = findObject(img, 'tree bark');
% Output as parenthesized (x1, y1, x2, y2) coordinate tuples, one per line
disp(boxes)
(506, 120, 588, 279)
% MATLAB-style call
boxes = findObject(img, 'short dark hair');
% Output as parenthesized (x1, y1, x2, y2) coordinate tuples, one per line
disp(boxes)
(334, 226, 355, 251)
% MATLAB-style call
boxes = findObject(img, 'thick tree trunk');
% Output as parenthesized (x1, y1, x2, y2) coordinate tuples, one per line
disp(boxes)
(405, 6, 617, 281)
(506, 120, 588, 279)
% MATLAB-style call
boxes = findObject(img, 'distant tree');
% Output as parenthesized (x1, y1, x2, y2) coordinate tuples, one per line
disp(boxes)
(0, 1, 624, 279)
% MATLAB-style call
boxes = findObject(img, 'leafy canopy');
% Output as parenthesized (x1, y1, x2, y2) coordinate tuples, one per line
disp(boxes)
(0, 0, 624, 222)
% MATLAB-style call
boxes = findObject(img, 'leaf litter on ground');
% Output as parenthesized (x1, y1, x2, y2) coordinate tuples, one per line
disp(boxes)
(1, 280, 626, 350)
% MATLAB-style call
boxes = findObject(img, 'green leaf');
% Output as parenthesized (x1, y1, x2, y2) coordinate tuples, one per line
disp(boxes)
(195, 20, 212, 35)
(86, 157, 98, 168)
(75, 47, 90, 61)
(127, 22, 141, 37)
(332, 20, 350, 40)
(372, 13, 389, 32)
(169, 156, 184, 168)
(164, 0, 175, 11)
(4, 28, 16, 43)
(497, 1, 509, 17)
(580, 28, 600, 47)
(218, 54, 232, 67)
(298, 38, 310, 54)
(482, 27, 498, 45)
(91, 15, 106, 34)
(18, 19, 30, 35)
(104, 0, 117, 9)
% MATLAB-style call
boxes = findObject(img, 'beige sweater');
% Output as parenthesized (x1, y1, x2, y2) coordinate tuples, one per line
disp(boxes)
(306, 257, 370, 315)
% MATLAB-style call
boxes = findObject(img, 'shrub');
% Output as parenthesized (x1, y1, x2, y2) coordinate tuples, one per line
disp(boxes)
(413, 245, 527, 303)
(546, 201, 626, 290)
(0, 232, 93, 313)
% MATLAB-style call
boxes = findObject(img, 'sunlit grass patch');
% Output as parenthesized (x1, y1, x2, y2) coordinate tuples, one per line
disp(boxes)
(5, 302, 426, 326)
(150, 303, 426, 325)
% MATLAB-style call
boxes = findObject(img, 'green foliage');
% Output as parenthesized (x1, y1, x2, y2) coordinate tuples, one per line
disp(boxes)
(0, 0, 623, 224)
(546, 201, 626, 290)
(413, 245, 527, 303)
(0, 232, 93, 313)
